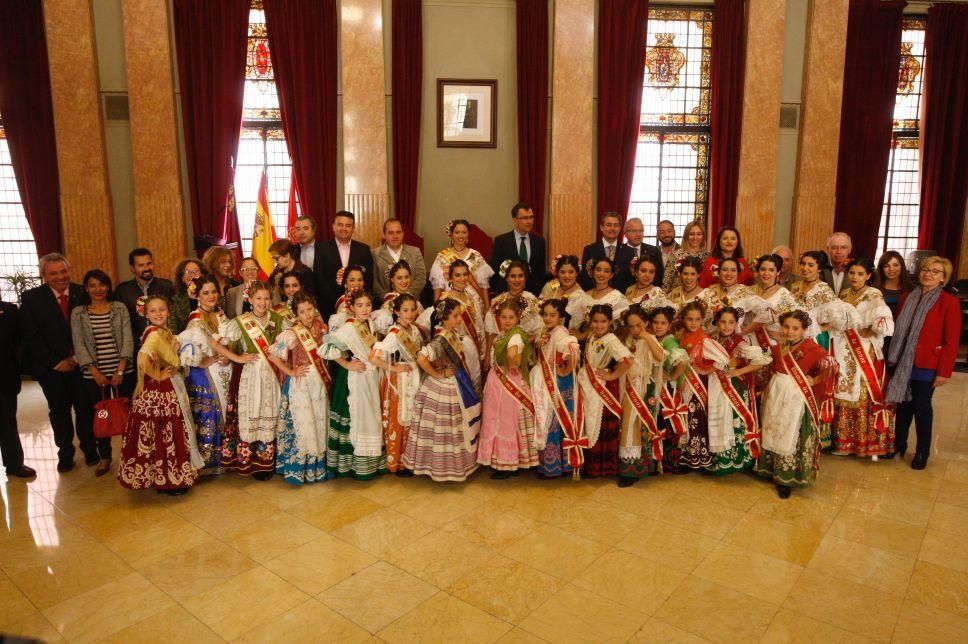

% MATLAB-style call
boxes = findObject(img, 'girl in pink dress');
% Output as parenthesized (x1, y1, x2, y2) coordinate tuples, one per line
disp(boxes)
(478, 298, 539, 478)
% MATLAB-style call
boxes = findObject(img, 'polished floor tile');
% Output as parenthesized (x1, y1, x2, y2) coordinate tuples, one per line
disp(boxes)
(0, 376, 965, 642)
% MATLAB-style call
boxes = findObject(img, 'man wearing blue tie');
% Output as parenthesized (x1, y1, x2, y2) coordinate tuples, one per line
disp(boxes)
(489, 202, 550, 295)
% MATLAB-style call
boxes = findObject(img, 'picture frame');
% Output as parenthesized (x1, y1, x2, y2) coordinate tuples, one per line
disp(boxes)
(437, 79, 497, 148)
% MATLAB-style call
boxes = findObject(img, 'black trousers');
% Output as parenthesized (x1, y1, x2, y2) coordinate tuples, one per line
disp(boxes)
(78, 372, 136, 460)
(0, 391, 24, 472)
(37, 369, 88, 463)
(894, 378, 935, 457)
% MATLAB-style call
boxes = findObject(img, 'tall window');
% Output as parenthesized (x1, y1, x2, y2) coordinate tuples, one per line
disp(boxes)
(236, 0, 293, 256)
(0, 115, 39, 303)
(876, 18, 926, 261)
(628, 7, 712, 239)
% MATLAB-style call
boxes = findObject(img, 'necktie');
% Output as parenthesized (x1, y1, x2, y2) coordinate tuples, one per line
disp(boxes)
(58, 293, 69, 320)
(518, 236, 528, 262)
(607, 245, 615, 261)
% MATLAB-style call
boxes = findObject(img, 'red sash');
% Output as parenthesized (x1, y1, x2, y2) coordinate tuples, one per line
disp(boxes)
(584, 359, 622, 417)
(240, 314, 282, 383)
(683, 366, 708, 410)
(775, 346, 821, 429)
(539, 344, 586, 467)
(494, 365, 535, 416)
(459, 306, 482, 353)
(844, 329, 891, 434)
(755, 326, 771, 351)
(293, 324, 332, 390)
(538, 346, 576, 439)
(624, 377, 663, 462)
(714, 371, 761, 458)
(660, 384, 688, 437)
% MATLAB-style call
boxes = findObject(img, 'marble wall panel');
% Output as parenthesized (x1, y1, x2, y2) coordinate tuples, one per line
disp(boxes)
(121, 0, 186, 274)
(342, 0, 390, 246)
(790, 0, 849, 255)
(548, 0, 595, 257)
(43, 0, 117, 278)
(735, 0, 785, 256)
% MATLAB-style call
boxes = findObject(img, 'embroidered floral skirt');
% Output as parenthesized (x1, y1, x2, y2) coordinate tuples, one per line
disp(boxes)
(117, 377, 198, 491)
(833, 387, 894, 457)
(220, 362, 277, 476)
(537, 375, 575, 478)
(618, 383, 661, 479)
(755, 412, 820, 487)
(381, 372, 409, 472)
(277, 374, 329, 484)
(583, 379, 621, 478)
(185, 366, 222, 473)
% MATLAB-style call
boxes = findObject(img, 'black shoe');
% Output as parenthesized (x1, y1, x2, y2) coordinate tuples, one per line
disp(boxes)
(881, 451, 896, 460)
(911, 454, 928, 470)
(395, 469, 414, 477)
(163, 488, 190, 496)
(84, 453, 100, 467)
(896, 446, 907, 458)
(253, 471, 274, 481)
(672, 467, 691, 475)
(6, 465, 37, 478)
(57, 459, 75, 473)
(777, 485, 792, 499)
(617, 477, 636, 488)
(490, 471, 512, 480)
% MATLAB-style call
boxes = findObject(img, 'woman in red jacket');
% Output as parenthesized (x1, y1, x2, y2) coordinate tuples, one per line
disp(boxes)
(698, 226, 754, 288)
(885, 256, 962, 470)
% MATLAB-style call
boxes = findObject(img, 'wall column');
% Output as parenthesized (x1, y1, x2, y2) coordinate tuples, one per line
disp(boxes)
(121, 0, 187, 276)
(789, 0, 849, 255)
(735, 0, 785, 256)
(547, 0, 595, 262)
(341, 0, 390, 245)
(43, 0, 117, 279)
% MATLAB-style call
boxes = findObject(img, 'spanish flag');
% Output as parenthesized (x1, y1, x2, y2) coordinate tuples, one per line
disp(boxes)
(251, 172, 277, 280)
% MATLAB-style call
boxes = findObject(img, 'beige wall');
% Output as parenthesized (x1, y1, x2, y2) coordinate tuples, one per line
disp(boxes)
(415, 0, 519, 263)
(42, 0, 964, 279)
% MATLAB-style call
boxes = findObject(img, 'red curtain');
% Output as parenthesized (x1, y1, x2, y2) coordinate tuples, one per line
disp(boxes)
(391, 0, 422, 233)
(918, 4, 968, 276)
(833, 0, 905, 260)
(264, 0, 339, 237)
(707, 0, 747, 233)
(597, 0, 650, 226)
(173, 0, 249, 252)
(0, 0, 61, 257)
(516, 0, 549, 233)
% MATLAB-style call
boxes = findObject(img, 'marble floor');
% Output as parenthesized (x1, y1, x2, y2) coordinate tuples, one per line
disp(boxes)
(0, 376, 966, 643)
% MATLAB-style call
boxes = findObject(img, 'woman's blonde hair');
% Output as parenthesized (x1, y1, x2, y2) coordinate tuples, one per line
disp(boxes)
(920, 256, 953, 285)
(682, 219, 707, 251)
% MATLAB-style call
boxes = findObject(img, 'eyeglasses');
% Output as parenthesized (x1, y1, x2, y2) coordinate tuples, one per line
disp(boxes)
(920, 267, 944, 276)
(240, 266, 259, 273)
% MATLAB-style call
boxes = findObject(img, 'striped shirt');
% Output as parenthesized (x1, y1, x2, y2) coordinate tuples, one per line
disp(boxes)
(84, 311, 123, 379)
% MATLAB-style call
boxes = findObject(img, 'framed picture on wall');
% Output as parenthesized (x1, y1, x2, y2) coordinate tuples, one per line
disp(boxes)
(437, 79, 497, 148)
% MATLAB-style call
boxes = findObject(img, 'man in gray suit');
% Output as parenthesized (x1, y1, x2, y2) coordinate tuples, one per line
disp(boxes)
(372, 218, 427, 301)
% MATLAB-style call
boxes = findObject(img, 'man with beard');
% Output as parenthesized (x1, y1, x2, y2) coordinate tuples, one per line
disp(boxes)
(656, 219, 679, 279)
(115, 248, 175, 341)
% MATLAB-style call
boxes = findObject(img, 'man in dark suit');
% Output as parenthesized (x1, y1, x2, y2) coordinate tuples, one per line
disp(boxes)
(823, 232, 852, 295)
(293, 215, 320, 295)
(489, 202, 550, 296)
(19, 253, 88, 472)
(580, 212, 633, 290)
(114, 247, 175, 341)
(617, 217, 665, 292)
(317, 211, 374, 318)
(0, 297, 35, 478)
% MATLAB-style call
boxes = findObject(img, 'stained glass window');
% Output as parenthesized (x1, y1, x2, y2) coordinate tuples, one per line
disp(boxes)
(876, 17, 926, 262)
(0, 115, 39, 303)
(628, 7, 712, 239)
(235, 0, 293, 256)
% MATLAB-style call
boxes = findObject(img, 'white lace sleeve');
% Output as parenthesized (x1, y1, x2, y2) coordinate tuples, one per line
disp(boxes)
(470, 251, 495, 289)
(429, 258, 447, 290)
(371, 308, 394, 336)
(739, 343, 772, 366)
(372, 332, 400, 359)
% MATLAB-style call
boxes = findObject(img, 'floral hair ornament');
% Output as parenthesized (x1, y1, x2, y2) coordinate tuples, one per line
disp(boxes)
(498, 259, 513, 279)
(445, 220, 458, 236)
(434, 298, 452, 318)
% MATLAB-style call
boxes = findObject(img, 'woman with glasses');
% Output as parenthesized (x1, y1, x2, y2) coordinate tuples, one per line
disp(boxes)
(884, 257, 962, 470)
(225, 257, 261, 319)
(169, 258, 208, 333)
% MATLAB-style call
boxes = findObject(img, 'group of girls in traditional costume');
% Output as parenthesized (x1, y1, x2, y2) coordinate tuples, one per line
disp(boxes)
(114, 241, 902, 502)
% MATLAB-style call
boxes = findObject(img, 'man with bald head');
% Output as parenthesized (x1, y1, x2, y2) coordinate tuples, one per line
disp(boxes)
(771, 245, 801, 288)
(823, 232, 852, 294)
(618, 217, 664, 291)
